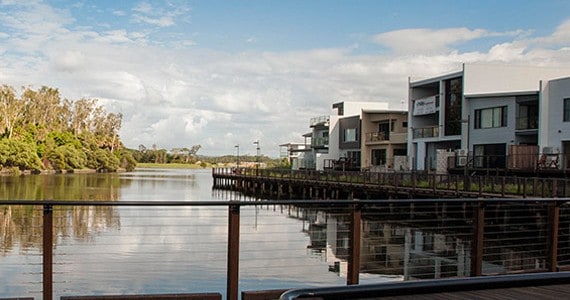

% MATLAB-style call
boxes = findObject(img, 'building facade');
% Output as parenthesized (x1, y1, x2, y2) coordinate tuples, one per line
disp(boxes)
(361, 109, 408, 172)
(408, 64, 570, 172)
(301, 101, 391, 171)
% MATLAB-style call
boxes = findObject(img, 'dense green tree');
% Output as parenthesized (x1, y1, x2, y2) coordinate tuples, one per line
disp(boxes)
(0, 139, 43, 171)
(117, 150, 137, 172)
(0, 84, 132, 172)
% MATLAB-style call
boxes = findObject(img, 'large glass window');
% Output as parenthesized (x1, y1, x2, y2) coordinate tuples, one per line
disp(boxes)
(344, 128, 357, 142)
(371, 149, 386, 165)
(378, 121, 390, 140)
(517, 104, 538, 129)
(564, 98, 570, 122)
(474, 106, 507, 129)
(444, 77, 462, 136)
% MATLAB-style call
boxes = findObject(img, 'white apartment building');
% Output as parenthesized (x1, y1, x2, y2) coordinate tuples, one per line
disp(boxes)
(306, 101, 390, 171)
(408, 64, 570, 172)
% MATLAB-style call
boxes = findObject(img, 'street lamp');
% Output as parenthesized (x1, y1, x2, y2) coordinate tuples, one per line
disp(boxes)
(234, 144, 240, 169)
(253, 140, 260, 176)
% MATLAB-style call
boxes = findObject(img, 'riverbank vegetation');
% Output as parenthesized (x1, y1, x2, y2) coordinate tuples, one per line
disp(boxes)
(0, 85, 135, 173)
(0, 84, 289, 174)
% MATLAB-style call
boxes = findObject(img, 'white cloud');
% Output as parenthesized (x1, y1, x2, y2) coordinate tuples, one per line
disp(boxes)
(133, 15, 175, 27)
(131, 1, 190, 28)
(113, 10, 126, 17)
(51, 50, 86, 73)
(373, 27, 527, 55)
(133, 2, 153, 14)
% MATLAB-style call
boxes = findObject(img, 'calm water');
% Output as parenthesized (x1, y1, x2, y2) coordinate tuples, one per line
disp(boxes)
(0, 168, 395, 299)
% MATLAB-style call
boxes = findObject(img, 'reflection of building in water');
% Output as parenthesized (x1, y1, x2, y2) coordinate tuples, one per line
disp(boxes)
(305, 210, 328, 253)
(403, 228, 470, 279)
(303, 211, 471, 280)
(283, 204, 558, 281)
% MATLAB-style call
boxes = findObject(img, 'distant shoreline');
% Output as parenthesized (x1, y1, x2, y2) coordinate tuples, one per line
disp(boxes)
(136, 163, 209, 169)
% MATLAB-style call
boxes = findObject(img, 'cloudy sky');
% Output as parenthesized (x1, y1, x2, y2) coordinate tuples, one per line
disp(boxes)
(1, 0, 570, 157)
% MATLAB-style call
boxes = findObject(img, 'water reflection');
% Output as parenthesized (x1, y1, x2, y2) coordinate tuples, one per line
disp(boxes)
(1, 169, 555, 299)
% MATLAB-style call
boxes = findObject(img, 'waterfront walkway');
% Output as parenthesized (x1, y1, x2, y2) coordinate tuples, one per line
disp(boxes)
(279, 272, 570, 299)
(212, 167, 570, 199)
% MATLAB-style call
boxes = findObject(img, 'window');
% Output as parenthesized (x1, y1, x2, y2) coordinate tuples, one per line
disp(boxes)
(344, 128, 357, 142)
(473, 143, 506, 168)
(474, 106, 507, 129)
(563, 98, 570, 122)
(403, 121, 408, 128)
(371, 149, 386, 165)
(444, 77, 462, 136)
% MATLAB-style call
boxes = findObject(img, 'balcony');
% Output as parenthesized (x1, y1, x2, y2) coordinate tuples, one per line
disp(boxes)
(516, 116, 538, 131)
(310, 115, 329, 128)
(311, 137, 329, 149)
(366, 132, 389, 142)
(412, 126, 439, 139)
(366, 132, 407, 144)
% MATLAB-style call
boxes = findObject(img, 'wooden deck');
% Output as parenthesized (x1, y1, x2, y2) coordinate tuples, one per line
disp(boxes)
(279, 272, 570, 300)
(212, 167, 570, 199)
(378, 285, 570, 299)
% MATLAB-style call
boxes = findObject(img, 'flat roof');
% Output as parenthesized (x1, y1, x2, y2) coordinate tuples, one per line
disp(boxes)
(362, 109, 407, 114)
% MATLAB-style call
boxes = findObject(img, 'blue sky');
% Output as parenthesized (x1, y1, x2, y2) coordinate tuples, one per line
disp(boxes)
(1, 0, 570, 157)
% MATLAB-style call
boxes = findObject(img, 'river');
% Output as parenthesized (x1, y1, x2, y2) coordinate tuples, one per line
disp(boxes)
(0, 168, 398, 299)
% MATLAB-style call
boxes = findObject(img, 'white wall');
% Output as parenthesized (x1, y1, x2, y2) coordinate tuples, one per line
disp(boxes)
(543, 77, 570, 152)
(341, 101, 389, 116)
(464, 64, 570, 96)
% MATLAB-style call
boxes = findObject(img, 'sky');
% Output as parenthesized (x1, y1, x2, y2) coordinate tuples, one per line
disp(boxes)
(1, 0, 570, 157)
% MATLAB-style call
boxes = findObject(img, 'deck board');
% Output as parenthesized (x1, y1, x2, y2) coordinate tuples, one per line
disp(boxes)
(369, 284, 570, 299)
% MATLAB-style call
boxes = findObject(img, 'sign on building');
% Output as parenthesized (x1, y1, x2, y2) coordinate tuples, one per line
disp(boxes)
(413, 96, 437, 116)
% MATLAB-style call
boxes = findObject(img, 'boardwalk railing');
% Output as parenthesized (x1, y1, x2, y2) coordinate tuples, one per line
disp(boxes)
(2, 198, 570, 299)
(213, 168, 570, 198)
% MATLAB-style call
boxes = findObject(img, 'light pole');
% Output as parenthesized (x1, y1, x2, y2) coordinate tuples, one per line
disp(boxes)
(234, 144, 240, 169)
(253, 140, 260, 176)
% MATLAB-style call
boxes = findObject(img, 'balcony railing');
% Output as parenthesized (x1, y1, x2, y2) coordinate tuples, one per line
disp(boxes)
(366, 132, 407, 144)
(366, 132, 389, 142)
(4, 197, 570, 300)
(310, 115, 330, 127)
(448, 153, 570, 172)
(516, 116, 539, 130)
(312, 137, 329, 148)
(412, 126, 439, 139)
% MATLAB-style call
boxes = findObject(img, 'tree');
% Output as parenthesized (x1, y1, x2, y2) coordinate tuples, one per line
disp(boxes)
(0, 84, 131, 172)
(0, 85, 23, 139)
(71, 98, 97, 137)
(0, 139, 43, 171)
(187, 145, 201, 163)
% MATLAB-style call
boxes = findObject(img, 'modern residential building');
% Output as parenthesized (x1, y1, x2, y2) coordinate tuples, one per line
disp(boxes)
(279, 142, 311, 169)
(361, 109, 408, 172)
(408, 64, 570, 172)
(301, 101, 390, 171)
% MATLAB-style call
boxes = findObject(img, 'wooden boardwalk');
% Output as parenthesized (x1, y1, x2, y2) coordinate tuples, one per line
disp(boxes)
(377, 285, 570, 299)
(212, 168, 570, 199)
(279, 272, 570, 300)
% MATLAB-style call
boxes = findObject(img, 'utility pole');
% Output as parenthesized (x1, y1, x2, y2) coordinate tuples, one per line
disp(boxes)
(253, 140, 260, 176)
(235, 144, 240, 169)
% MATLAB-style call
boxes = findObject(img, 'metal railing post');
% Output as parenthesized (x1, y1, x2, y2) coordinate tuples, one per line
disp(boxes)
(347, 203, 361, 285)
(227, 203, 240, 300)
(547, 202, 560, 272)
(43, 204, 53, 300)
